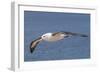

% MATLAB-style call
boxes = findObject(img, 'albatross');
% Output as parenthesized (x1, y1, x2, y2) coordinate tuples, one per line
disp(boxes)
(30, 31, 88, 53)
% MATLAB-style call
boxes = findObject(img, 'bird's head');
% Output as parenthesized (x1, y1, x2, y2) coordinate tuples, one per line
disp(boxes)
(41, 33, 52, 40)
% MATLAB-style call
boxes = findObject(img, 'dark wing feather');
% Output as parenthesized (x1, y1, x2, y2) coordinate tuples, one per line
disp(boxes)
(62, 31, 88, 37)
(52, 31, 88, 37)
(30, 37, 42, 53)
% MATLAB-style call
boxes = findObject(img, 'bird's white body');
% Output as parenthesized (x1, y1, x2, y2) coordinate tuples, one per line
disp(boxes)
(41, 33, 66, 42)
(30, 31, 88, 53)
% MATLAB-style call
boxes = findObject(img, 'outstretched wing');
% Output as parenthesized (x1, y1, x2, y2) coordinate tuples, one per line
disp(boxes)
(30, 37, 42, 53)
(52, 31, 88, 37)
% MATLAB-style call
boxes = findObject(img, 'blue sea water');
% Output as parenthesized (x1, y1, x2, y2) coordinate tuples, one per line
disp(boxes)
(24, 11, 90, 61)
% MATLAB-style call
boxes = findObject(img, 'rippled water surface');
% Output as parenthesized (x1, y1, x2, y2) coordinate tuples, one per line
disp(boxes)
(24, 11, 90, 61)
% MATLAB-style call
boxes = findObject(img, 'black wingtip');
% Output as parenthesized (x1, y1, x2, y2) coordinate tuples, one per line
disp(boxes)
(30, 48, 34, 53)
(80, 35, 88, 37)
(30, 41, 34, 53)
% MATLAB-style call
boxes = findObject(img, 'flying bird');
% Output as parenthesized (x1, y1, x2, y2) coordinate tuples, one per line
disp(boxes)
(30, 31, 88, 53)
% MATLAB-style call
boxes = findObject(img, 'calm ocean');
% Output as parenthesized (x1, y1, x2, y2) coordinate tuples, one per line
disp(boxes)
(24, 11, 90, 61)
